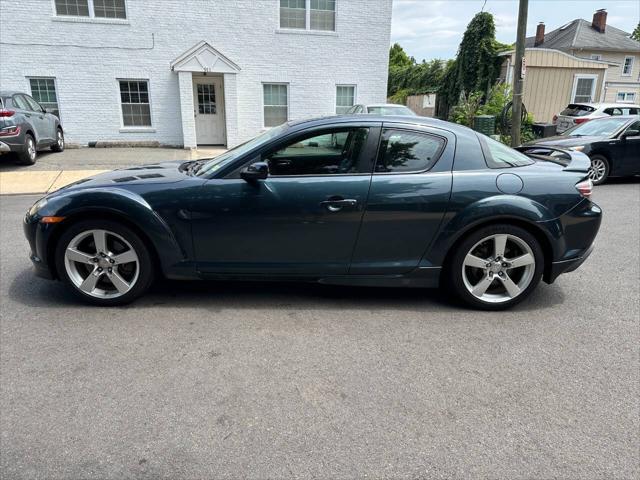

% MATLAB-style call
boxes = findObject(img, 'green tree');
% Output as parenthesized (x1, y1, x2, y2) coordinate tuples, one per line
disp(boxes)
(631, 22, 640, 41)
(389, 43, 414, 69)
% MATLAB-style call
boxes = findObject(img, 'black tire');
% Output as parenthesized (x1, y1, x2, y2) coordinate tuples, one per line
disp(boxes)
(51, 128, 64, 152)
(55, 220, 154, 306)
(445, 224, 544, 311)
(588, 154, 609, 185)
(17, 134, 37, 165)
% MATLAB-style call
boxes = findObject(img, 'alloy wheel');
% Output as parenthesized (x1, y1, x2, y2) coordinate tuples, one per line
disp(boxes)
(64, 229, 140, 299)
(27, 137, 36, 161)
(461, 233, 536, 304)
(57, 130, 64, 149)
(588, 158, 606, 183)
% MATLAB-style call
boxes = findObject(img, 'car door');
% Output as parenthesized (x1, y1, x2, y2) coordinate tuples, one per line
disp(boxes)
(22, 94, 53, 144)
(619, 120, 640, 175)
(349, 124, 455, 275)
(190, 123, 381, 275)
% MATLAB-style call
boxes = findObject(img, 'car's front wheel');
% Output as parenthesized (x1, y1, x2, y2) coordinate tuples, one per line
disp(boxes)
(446, 224, 544, 310)
(55, 220, 154, 306)
(588, 154, 609, 185)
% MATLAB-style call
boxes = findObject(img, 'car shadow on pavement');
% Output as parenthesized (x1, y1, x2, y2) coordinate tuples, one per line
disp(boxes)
(8, 267, 565, 314)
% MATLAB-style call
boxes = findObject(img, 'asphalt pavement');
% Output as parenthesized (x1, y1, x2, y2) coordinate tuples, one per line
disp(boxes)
(1, 181, 638, 479)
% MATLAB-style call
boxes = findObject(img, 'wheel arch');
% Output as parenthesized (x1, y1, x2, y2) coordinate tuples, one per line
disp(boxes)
(46, 209, 162, 280)
(439, 216, 555, 284)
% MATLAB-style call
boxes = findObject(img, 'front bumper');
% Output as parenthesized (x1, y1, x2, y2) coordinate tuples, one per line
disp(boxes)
(23, 213, 57, 280)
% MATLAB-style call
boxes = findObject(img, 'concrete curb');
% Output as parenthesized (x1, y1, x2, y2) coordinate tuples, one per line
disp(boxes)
(0, 170, 108, 195)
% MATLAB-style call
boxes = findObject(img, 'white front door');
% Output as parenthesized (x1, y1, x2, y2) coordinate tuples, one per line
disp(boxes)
(193, 77, 225, 145)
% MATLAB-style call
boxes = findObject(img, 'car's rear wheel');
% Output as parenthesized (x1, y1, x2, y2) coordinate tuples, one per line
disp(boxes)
(55, 220, 154, 306)
(588, 155, 609, 185)
(446, 224, 544, 310)
(51, 128, 64, 152)
(17, 134, 37, 165)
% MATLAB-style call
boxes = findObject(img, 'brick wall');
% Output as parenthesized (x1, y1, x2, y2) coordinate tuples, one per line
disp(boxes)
(0, 0, 392, 147)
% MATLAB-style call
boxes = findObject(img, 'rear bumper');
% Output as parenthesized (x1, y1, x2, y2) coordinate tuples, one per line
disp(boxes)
(548, 242, 595, 283)
(0, 141, 10, 152)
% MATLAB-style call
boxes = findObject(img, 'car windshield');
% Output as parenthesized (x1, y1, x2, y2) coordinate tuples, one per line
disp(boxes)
(560, 104, 595, 117)
(367, 106, 416, 116)
(195, 124, 288, 176)
(564, 117, 630, 137)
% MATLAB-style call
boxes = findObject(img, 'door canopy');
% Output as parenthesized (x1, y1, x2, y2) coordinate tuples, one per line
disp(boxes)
(170, 41, 240, 74)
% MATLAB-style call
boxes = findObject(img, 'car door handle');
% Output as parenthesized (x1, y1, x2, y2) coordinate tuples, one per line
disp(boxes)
(320, 198, 358, 212)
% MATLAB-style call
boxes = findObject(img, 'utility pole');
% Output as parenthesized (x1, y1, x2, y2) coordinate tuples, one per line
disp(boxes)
(511, 0, 529, 147)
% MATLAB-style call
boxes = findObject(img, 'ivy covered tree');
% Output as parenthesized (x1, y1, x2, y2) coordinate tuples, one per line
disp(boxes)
(436, 12, 507, 118)
(632, 22, 640, 41)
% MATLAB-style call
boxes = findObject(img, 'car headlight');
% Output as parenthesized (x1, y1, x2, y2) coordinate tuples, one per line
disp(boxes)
(28, 197, 48, 216)
(569, 146, 585, 152)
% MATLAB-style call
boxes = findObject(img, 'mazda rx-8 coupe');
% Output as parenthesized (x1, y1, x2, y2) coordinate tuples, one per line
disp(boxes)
(24, 115, 602, 310)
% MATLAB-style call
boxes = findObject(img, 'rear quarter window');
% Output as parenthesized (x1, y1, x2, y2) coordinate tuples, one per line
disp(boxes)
(478, 134, 535, 168)
(560, 104, 595, 117)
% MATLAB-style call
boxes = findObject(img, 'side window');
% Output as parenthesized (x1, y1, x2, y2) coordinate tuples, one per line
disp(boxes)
(375, 129, 444, 173)
(479, 134, 535, 168)
(23, 95, 44, 112)
(265, 128, 370, 176)
(629, 108, 640, 115)
(625, 121, 640, 135)
(12, 95, 30, 111)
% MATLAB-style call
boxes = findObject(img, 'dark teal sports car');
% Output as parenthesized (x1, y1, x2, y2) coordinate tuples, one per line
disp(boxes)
(23, 116, 602, 310)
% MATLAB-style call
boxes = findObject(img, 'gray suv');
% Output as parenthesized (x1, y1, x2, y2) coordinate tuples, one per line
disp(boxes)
(0, 91, 64, 165)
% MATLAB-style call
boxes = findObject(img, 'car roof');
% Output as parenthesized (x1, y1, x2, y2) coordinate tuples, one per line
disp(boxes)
(568, 102, 640, 109)
(363, 103, 411, 108)
(286, 114, 476, 137)
(0, 91, 22, 97)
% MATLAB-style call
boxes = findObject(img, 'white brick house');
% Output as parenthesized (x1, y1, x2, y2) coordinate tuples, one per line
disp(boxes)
(0, 0, 392, 148)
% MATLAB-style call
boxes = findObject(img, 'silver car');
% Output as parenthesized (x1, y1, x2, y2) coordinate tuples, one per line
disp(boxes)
(554, 102, 640, 134)
(345, 103, 417, 116)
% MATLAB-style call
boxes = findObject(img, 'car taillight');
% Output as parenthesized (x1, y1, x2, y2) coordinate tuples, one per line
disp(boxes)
(574, 118, 591, 125)
(576, 179, 593, 199)
(0, 109, 15, 117)
(552, 114, 558, 123)
(0, 125, 20, 137)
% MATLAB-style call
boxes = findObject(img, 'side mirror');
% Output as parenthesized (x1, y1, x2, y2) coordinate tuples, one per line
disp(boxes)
(621, 129, 639, 139)
(241, 161, 269, 182)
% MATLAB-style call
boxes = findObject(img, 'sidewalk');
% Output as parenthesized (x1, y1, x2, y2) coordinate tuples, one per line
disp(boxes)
(0, 147, 226, 195)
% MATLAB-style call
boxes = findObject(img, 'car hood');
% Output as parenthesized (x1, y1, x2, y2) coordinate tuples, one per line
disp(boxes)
(524, 135, 605, 148)
(54, 161, 188, 192)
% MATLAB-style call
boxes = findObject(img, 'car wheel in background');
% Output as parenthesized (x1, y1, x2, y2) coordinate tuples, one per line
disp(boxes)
(446, 224, 544, 310)
(51, 128, 64, 152)
(588, 155, 609, 185)
(55, 220, 154, 306)
(17, 134, 37, 165)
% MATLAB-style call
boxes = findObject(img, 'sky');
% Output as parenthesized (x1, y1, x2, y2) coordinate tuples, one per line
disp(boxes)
(391, 0, 640, 61)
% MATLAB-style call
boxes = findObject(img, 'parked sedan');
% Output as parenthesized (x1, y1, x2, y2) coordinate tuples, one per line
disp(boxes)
(553, 102, 640, 134)
(0, 90, 64, 165)
(24, 116, 601, 310)
(345, 103, 417, 116)
(525, 116, 640, 184)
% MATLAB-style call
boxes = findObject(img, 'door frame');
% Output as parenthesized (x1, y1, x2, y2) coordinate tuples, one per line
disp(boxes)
(193, 75, 227, 146)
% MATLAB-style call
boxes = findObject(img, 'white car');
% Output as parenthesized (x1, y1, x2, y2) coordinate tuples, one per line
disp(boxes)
(553, 103, 640, 133)
(345, 103, 417, 116)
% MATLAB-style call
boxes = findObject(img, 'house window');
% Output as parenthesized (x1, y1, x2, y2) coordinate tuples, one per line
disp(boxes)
(590, 54, 602, 61)
(280, 0, 306, 29)
(54, 0, 89, 16)
(29, 78, 60, 118)
(616, 92, 637, 103)
(310, 0, 336, 31)
(572, 75, 597, 103)
(336, 85, 355, 114)
(622, 56, 635, 76)
(119, 80, 151, 127)
(280, 0, 336, 32)
(263, 84, 288, 127)
(93, 0, 126, 19)
(54, 0, 126, 19)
